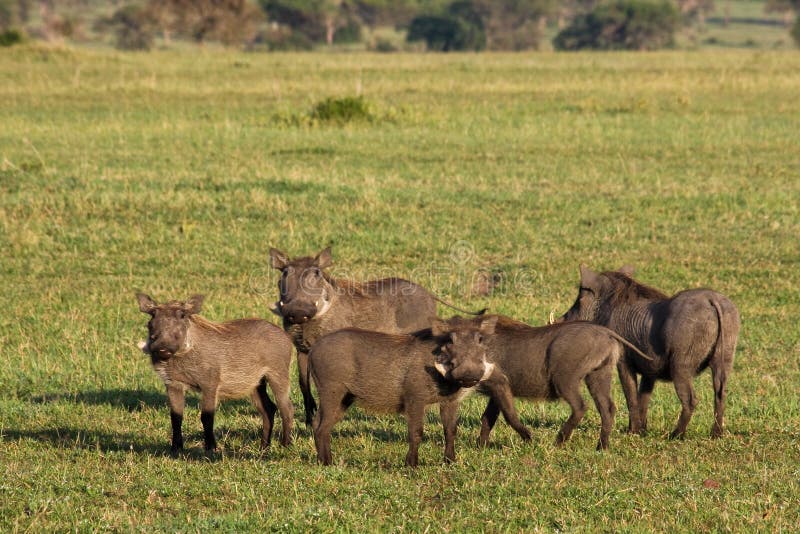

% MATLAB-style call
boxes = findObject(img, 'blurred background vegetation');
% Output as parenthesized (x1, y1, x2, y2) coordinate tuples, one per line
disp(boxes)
(0, 0, 798, 51)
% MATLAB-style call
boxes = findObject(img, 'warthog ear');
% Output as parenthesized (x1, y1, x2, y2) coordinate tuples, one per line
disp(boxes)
(618, 265, 635, 277)
(269, 248, 289, 270)
(479, 315, 498, 336)
(185, 294, 204, 315)
(579, 264, 600, 288)
(315, 247, 333, 270)
(136, 293, 156, 315)
(430, 318, 448, 337)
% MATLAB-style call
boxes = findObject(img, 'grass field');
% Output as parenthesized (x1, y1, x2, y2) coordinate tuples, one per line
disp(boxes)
(1, 45, 799, 531)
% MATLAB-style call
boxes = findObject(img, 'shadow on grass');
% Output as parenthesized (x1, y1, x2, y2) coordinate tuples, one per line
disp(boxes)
(2, 426, 296, 461)
(30, 389, 168, 411)
(3, 427, 168, 456)
(29, 389, 264, 413)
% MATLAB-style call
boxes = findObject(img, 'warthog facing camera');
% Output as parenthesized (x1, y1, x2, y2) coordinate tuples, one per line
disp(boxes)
(435, 315, 644, 450)
(308, 316, 528, 467)
(269, 246, 484, 424)
(136, 293, 294, 453)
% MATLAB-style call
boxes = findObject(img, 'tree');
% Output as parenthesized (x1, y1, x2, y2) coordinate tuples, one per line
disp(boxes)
(95, 4, 155, 50)
(676, 0, 714, 26)
(260, 0, 359, 45)
(349, 0, 419, 29)
(406, 1, 486, 51)
(553, 0, 679, 51)
(146, 0, 264, 46)
(471, 0, 557, 50)
(765, 0, 800, 26)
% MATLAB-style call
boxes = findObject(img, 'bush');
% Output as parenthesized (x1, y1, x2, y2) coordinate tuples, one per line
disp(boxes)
(369, 37, 398, 52)
(309, 96, 373, 124)
(554, 0, 679, 51)
(406, 0, 485, 51)
(333, 17, 362, 44)
(406, 14, 485, 51)
(0, 28, 23, 46)
(94, 5, 154, 50)
(792, 17, 800, 48)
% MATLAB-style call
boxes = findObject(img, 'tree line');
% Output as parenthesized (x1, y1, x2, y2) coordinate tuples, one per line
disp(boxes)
(1, 0, 798, 50)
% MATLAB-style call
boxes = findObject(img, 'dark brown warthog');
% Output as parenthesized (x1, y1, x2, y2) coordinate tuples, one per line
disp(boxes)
(269, 246, 484, 424)
(308, 316, 529, 467)
(435, 315, 638, 450)
(559, 265, 740, 439)
(136, 293, 294, 453)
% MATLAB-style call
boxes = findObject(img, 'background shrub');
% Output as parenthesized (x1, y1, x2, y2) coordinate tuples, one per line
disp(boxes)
(554, 0, 679, 51)
(309, 96, 373, 124)
(406, 1, 486, 51)
(0, 27, 23, 46)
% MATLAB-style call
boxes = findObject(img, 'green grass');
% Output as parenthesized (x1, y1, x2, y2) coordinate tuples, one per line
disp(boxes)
(1, 45, 799, 531)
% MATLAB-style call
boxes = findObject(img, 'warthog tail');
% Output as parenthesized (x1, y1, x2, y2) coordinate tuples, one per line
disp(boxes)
(709, 299, 728, 381)
(432, 295, 487, 316)
(607, 331, 654, 361)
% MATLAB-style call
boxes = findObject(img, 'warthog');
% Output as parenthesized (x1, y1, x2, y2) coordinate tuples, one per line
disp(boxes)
(308, 316, 529, 467)
(269, 246, 484, 424)
(136, 293, 294, 453)
(559, 265, 740, 439)
(435, 315, 645, 450)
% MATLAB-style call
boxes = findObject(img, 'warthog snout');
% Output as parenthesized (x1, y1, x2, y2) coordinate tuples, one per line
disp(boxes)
(280, 300, 318, 325)
(433, 316, 498, 388)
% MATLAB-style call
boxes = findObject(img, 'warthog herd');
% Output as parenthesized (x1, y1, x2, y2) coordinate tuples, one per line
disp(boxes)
(136, 248, 740, 467)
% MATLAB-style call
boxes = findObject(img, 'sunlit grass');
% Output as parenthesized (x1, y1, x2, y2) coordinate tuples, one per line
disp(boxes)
(1, 46, 799, 531)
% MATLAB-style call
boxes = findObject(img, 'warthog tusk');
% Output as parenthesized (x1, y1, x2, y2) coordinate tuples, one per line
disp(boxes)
(434, 362, 449, 377)
(548, 310, 555, 325)
(137, 340, 148, 353)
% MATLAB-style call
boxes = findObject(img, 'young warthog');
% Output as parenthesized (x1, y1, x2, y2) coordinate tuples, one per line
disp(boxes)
(308, 316, 527, 467)
(559, 265, 740, 439)
(269, 246, 484, 424)
(435, 315, 641, 450)
(136, 293, 294, 453)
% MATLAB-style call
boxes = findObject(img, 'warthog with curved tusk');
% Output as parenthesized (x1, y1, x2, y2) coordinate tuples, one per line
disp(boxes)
(307, 315, 528, 467)
(269, 246, 485, 425)
(435, 315, 641, 450)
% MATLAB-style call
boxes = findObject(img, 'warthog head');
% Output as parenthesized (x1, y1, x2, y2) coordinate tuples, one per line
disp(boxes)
(269, 247, 333, 325)
(559, 264, 666, 323)
(432, 315, 499, 387)
(136, 293, 204, 359)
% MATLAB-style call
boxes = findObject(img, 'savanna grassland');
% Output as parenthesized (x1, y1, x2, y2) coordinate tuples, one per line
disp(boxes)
(1, 46, 799, 531)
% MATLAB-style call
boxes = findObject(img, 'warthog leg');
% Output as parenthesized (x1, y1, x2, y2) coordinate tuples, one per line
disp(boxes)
(554, 382, 587, 446)
(637, 375, 656, 434)
(297, 350, 317, 425)
(166, 384, 186, 453)
(711, 364, 727, 438)
(440, 401, 459, 463)
(585, 366, 616, 450)
(478, 374, 532, 447)
(313, 388, 349, 465)
(670, 370, 698, 439)
(616, 360, 642, 434)
(266, 375, 294, 447)
(251, 379, 277, 449)
(404, 401, 426, 468)
(478, 399, 501, 447)
(200, 391, 219, 452)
